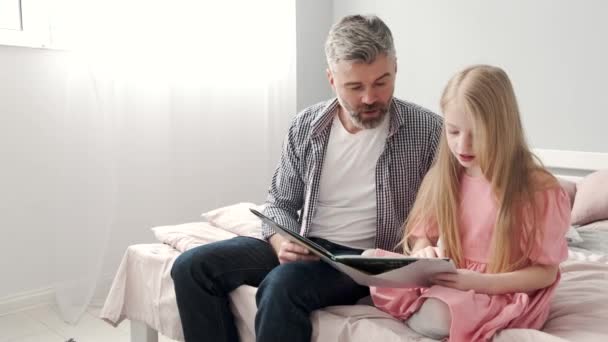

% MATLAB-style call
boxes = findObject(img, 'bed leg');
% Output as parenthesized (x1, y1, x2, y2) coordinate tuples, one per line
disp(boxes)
(130, 319, 159, 342)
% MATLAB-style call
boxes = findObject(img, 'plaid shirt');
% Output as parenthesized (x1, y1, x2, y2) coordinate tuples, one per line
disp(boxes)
(262, 97, 442, 252)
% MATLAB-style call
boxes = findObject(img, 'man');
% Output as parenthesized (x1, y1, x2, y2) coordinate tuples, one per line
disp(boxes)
(171, 14, 442, 342)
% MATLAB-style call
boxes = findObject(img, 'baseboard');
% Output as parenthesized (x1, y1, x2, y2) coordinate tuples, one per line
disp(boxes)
(0, 287, 55, 316)
(0, 273, 116, 317)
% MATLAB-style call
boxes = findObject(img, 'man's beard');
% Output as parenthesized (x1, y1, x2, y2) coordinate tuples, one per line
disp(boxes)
(347, 101, 390, 129)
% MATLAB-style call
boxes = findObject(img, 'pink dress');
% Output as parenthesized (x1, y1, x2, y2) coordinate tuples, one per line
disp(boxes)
(370, 174, 571, 342)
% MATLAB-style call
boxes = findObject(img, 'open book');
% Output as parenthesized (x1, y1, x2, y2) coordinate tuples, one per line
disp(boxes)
(250, 209, 456, 288)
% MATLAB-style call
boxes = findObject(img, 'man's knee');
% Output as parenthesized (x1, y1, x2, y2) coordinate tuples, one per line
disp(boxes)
(171, 244, 222, 293)
(173, 237, 277, 296)
(171, 247, 202, 283)
(256, 262, 312, 306)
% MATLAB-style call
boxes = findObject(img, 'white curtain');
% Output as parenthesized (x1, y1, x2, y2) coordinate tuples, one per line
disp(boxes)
(48, 0, 296, 323)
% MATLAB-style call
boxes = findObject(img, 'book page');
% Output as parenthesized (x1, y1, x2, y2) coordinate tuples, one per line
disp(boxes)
(327, 258, 457, 288)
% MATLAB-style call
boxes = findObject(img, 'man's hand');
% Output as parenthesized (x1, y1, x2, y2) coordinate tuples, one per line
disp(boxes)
(269, 234, 320, 264)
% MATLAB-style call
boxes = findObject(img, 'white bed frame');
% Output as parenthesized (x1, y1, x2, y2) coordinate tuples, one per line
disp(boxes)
(535, 149, 608, 179)
(129, 148, 608, 342)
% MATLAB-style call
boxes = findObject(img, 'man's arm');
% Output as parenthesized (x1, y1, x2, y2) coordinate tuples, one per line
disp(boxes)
(422, 115, 443, 175)
(262, 119, 305, 239)
(262, 118, 321, 263)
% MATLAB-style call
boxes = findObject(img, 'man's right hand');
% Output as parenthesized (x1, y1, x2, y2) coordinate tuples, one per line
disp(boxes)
(269, 234, 320, 264)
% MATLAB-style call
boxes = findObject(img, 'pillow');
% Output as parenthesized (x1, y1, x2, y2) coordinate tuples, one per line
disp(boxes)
(571, 169, 608, 226)
(152, 222, 237, 252)
(201, 202, 265, 239)
(568, 220, 608, 257)
(565, 225, 583, 245)
(557, 177, 577, 209)
(576, 219, 608, 231)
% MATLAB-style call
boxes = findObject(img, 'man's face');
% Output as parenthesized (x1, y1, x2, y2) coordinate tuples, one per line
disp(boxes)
(327, 54, 396, 129)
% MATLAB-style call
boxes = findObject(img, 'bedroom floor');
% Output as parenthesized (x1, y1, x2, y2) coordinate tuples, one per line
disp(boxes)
(0, 305, 178, 342)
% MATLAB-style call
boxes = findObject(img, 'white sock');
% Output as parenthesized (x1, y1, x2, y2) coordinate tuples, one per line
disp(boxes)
(406, 298, 451, 339)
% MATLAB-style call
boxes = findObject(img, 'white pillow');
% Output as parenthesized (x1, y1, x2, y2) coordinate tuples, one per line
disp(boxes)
(566, 225, 584, 245)
(571, 169, 608, 226)
(201, 202, 265, 239)
(152, 222, 237, 252)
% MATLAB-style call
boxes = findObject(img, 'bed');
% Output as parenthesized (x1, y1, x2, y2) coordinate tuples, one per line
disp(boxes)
(100, 150, 608, 342)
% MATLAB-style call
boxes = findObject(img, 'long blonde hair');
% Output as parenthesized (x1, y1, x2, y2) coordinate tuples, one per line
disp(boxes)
(403, 65, 556, 273)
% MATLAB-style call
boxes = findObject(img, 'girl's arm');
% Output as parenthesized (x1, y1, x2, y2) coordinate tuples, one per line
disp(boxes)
(410, 236, 432, 253)
(485, 264, 559, 294)
(432, 264, 559, 295)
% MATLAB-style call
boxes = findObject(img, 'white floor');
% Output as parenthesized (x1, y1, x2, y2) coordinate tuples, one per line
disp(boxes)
(0, 305, 178, 342)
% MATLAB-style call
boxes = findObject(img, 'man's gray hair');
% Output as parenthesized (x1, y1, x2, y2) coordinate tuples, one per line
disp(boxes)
(325, 15, 395, 69)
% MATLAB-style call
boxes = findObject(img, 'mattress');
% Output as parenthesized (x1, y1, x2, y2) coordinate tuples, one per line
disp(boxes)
(100, 221, 608, 342)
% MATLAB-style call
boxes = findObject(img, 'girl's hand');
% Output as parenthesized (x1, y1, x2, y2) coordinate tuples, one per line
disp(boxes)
(411, 245, 444, 258)
(361, 249, 377, 257)
(431, 269, 492, 293)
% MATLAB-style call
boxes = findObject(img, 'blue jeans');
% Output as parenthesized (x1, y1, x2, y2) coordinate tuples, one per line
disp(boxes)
(171, 236, 369, 342)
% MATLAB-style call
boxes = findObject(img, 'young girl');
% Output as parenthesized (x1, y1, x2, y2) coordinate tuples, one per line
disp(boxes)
(368, 65, 570, 341)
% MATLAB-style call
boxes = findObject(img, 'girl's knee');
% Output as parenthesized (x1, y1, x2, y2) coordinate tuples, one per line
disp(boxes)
(407, 298, 451, 339)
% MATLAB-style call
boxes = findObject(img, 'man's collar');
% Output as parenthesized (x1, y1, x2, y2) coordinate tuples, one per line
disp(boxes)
(387, 98, 406, 137)
(310, 98, 406, 137)
(310, 99, 339, 137)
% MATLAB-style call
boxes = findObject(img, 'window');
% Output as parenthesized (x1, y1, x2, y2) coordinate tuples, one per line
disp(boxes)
(0, 0, 50, 48)
(0, 0, 22, 30)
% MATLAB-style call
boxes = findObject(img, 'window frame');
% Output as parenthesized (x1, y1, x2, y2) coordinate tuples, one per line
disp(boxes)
(0, 0, 50, 49)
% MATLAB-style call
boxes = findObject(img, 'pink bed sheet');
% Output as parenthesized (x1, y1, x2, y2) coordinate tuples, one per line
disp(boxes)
(100, 222, 608, 342)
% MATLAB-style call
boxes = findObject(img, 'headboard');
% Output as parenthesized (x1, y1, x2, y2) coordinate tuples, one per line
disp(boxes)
(535, 149, 608, 181)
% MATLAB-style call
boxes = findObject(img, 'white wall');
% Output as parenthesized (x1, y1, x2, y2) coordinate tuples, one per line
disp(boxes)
(0, 2, 304, 306)
(6, 0, 605, 307)
(0, 45, 274, 301)
(333, 0, 608, 153)
(0, 46, 64, 299)
(296, 0, 334, 111)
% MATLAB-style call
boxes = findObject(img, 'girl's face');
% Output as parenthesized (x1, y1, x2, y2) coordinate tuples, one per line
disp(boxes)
(443, 102, 482, 177)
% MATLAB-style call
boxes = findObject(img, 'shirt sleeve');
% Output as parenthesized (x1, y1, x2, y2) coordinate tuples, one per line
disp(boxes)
(526, 187, 571, 266)
(262, 119, 305, 240)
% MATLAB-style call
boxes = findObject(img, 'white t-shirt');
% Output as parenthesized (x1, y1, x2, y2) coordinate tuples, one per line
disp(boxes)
(308, 112, 389, 249)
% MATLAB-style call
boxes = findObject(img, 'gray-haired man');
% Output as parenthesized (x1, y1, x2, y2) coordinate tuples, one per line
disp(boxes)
(171, 15, 442, 342)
